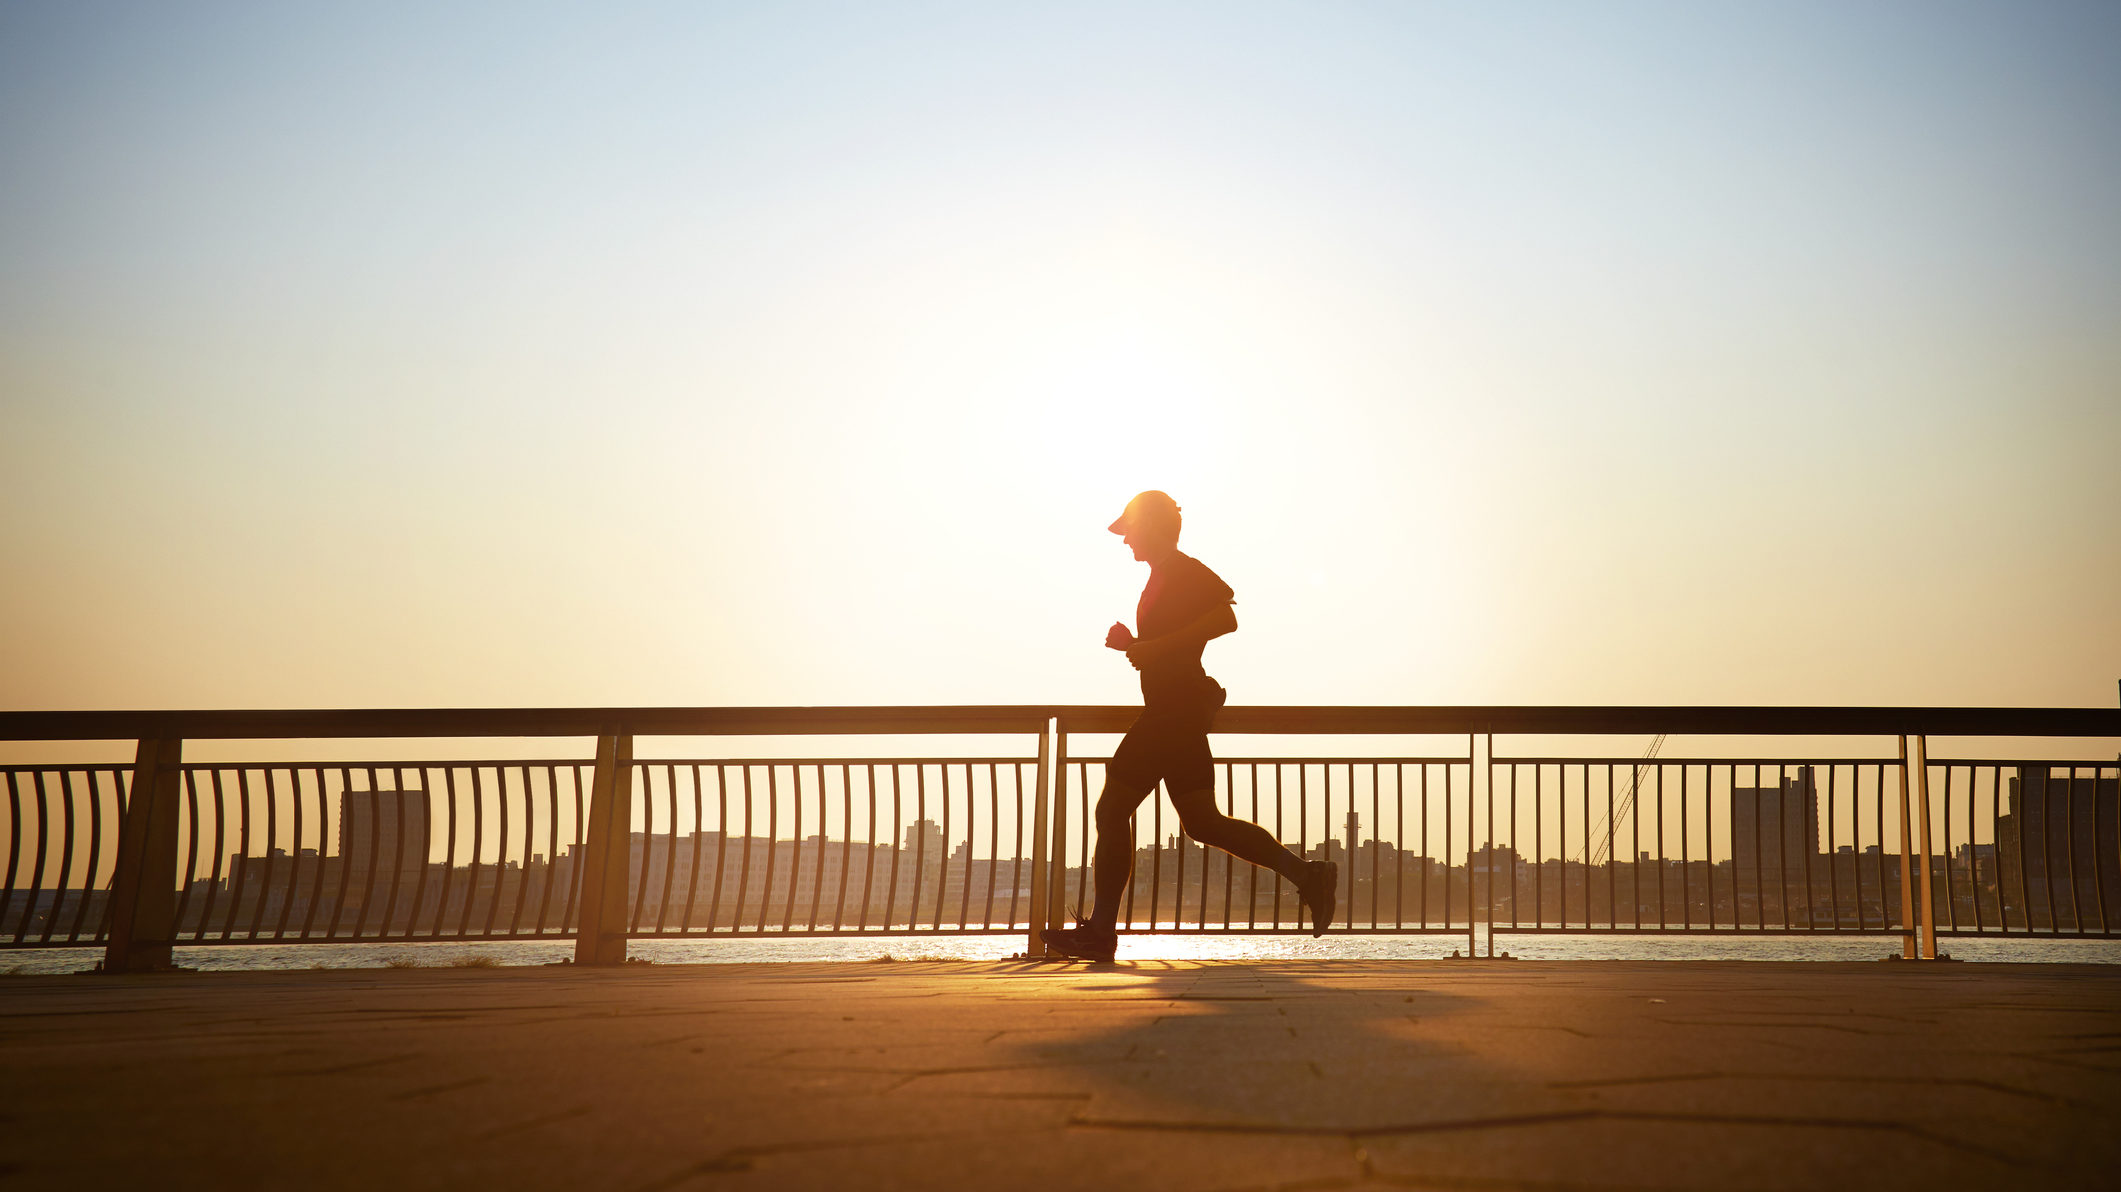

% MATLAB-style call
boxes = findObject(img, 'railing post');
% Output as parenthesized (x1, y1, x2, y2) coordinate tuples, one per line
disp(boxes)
(1913, 734, 1937, 959)
(573, 732, 634, 966)
(1024, 720, 1052, 957)
(1468, 733, 1481, 958)
(1895, 735, 1919, 959)
(105, 738, 183, 973)
(1044, 723, 1071, 938)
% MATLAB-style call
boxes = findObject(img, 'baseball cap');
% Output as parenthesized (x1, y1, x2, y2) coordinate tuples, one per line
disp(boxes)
(1108, 490, 1181, 534)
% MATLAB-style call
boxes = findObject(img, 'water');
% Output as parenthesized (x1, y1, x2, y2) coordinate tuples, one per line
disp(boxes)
(4, 931, 2118, 975)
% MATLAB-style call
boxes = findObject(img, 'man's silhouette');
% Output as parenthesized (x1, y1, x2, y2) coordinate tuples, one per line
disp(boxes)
(1041, 491, 1336, 962)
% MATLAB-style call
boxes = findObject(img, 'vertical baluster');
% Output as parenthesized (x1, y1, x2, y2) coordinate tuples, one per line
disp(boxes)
(1879, 761, 1895, 933)
(1, 772, 21, 940)
(430, 768, 458, 939)
(1529, 763, 1540, 929)
(882, 766, 901, 930)
(535, 765, 563, 935)
(833, 764, 854, 932)
(39, 770, 73, 946)
(983, 763, 1000, 930)
(1940, 763, 1958, 934)
(1777, 763, 1794, 931)
(629, 762, 655, 933)
(2092, 767, 2112, 935)
(47, 770, 77, 944)
(1855, 764, 1873, 933)
(1821, 764, 1838, 932)
(228, 769, 258, 939)
(811, 763, 831, 932)
(735, 766, 757, 932)
(258, 769, 283, 940)
(1076, 761, 1091, 916)
(761, 764, 782, 934)
(708, 765, 730, 933)
(656, 763, 681, 934)
(1578, 759, 1594, 928)
(1369, 763, 1380, 931)
(1418, 764, 1429, 929)
(201, 769, 230, 939)
(1248, 764, 1263, 929)
(559, 765, 587, 937)
(1676, 764, 1690, 931)
(2064, 768, 2084, 933)
(1293, 760, 1306, 927)
(924, 759, 941, 928)
(480, 766, 507, 937)
(296, 768, 328, 940)
(1796, 763, 1816, 931)
(1393, 764, 1405, 930)
(954, 763, 973, 932)
(783, 764, 802, 933)
(682, 764, 706, 934)
(1441, 763, 1453, 936)
(402, 768, 430, 939)
(857, 765, 877, 931)
(1594, 759, 1611, 928)
(1964, 766, 1984, 934)
(1698, 763, 1711, 932)
(1143, 778, 1160, 931)
(1008, 762, 1024, 932)
(367, 769, 396, 939)
(72, 770, 107, 942)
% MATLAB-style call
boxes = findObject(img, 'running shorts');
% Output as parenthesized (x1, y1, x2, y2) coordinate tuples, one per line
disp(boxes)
(1107, 676, 1227, 794)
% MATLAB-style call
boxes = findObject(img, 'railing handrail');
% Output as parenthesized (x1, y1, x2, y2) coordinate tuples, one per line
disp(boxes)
(0, 704, 2115, 741)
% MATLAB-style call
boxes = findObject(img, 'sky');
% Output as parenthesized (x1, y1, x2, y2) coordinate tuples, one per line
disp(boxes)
(3, 0, 2118, 716)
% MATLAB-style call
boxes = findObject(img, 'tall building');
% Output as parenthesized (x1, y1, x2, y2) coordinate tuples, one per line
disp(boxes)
(903, 818, 945, 868)
(1730, 766, 1820, 880)
(1998, 767, 2119, 930)
(338, 786, 431, 917)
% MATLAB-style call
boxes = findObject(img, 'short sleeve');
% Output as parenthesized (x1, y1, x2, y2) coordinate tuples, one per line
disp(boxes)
(1185, 557, 1235, 606)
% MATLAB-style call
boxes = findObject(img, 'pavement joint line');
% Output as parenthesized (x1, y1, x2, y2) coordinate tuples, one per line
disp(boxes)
(274, 1052, 420, 1076)
(632, 1128, 1012, 1191)
(1071, 1106, 2041, 1165)
(1546, 1070, 2091, 1106)
(388, 1076, 490, 1101)
(2008, 1050, 2121, 1072)
(1648, 1018, 1892, 1034)
(1070, 1108, 1603, 1138)
(470, 1106, 590, 1141)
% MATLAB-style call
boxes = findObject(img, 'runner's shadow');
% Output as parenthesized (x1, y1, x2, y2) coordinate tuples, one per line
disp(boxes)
(960, 958, 1542, 1134)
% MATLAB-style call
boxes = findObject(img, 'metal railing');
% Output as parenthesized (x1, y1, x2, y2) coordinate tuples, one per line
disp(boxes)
(1, 705, 2114, 968)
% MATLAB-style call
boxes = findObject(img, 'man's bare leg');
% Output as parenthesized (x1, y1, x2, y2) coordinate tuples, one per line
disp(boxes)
(1170, 786, 1338, 936)
(1040, 778, 1154, 960)
(1086, 778, 1157, 931)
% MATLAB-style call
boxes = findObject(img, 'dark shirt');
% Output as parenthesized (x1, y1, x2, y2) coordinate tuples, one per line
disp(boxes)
(1136, 550, 1235, 703)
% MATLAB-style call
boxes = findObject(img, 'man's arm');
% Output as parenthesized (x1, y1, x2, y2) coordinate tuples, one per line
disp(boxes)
(1123, 603, 1236, 668)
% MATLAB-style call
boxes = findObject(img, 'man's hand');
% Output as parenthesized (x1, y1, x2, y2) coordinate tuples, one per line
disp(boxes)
(1124, 637, 1168, 670)
(1105, 622, 1135, 651)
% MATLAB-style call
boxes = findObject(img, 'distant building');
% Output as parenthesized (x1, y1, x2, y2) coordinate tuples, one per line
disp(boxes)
(1997, 767, 2119, 930)
(903, 818, 944, 867)
(1731, 766, 1820, 880)
(339, 786, 431, 924)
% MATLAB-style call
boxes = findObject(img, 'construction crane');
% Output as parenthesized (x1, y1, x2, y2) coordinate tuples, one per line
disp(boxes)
(1580, 733, 1667, 866)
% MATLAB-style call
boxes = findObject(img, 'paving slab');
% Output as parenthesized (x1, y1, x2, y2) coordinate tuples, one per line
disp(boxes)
(1, 959, 2116, 1190)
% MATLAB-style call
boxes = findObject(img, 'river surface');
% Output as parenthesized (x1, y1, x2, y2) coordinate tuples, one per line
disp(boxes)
(5, 931, 2118, 974)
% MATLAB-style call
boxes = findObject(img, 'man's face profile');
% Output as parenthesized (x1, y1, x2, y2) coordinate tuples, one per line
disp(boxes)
(1121, 518, 1179, 563)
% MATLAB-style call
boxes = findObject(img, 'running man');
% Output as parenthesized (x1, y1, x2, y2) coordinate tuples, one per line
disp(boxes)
(1041, 491, 1337, 962)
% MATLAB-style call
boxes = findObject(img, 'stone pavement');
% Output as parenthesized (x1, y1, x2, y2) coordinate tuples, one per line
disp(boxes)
(1, 959, 2116, 1190)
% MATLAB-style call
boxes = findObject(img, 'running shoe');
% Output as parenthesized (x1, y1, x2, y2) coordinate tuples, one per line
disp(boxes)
(1040, 920, 1117, 962)
(1301, 860, 1338, 938)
